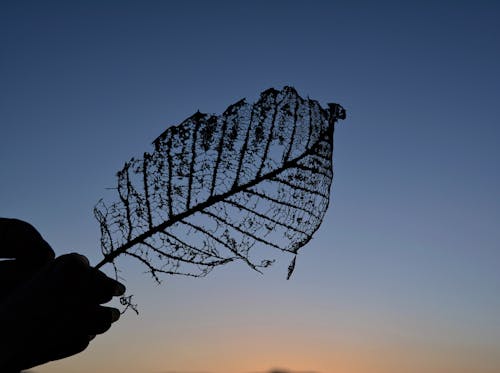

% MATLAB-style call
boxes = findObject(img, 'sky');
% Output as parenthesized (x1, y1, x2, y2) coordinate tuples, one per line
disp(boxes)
(1, 1, 499, 372)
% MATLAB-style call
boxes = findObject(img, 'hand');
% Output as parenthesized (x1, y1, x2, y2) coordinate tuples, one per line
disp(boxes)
(0, 218, 126, 372)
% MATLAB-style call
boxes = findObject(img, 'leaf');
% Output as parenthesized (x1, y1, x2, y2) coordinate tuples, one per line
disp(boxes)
(94, 86, 346, 281)
(287, 255, 297, 280)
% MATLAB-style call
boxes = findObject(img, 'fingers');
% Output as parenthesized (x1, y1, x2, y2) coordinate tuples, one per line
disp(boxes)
(6, 299, 122, 370)
(80, 306, 121, 335)
(49, 253, 126, 304)
(89, 268, 126, 304)
(39, 305, 118, 367)
(45, 306, 120, 362)
(6, 310, 95, 372)
(0, 218, 55, 264)
(0, 251, 125, 371)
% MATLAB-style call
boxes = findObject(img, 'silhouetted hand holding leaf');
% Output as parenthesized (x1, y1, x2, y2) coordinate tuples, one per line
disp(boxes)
(0, 218, 125, 372)
(94, 87, 345, 285)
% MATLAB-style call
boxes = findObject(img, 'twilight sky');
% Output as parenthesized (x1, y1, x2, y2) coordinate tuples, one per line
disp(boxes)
(1, 1, 499, 373)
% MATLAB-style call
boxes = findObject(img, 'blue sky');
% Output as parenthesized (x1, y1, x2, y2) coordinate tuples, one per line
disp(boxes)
(1, 1, 499, 372)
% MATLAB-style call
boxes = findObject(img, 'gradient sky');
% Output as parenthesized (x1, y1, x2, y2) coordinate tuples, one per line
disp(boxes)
(1, 1, 499, 373)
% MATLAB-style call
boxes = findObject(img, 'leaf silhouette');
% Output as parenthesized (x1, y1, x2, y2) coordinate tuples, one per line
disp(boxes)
(94, 86, 346, 282)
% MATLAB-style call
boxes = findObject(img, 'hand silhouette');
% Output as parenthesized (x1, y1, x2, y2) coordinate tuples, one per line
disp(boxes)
(0, 218, 125, 372)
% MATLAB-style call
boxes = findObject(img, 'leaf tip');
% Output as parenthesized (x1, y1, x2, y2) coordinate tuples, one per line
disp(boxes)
(286, 256, 297, 280)
(328, 103, 347, 122)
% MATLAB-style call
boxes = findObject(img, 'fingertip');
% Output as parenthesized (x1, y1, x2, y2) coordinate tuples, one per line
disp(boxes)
(84, 306, 119, 335)
(110, 308, 120, 323)
(90, 270, 126, 303)
(113, 281, 126, 296)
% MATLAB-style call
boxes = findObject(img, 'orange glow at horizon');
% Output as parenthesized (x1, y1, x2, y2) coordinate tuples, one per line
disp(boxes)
(41, 313, 500, 373)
